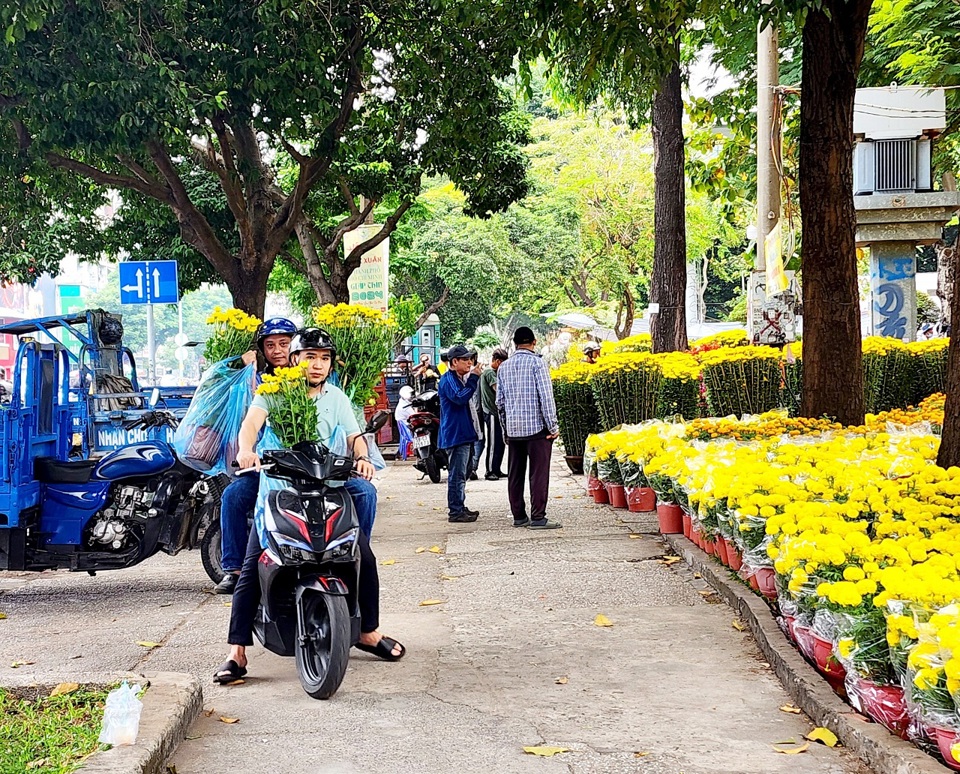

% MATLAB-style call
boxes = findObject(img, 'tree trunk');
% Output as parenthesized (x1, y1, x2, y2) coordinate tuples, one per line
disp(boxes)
(798, 0, 873, 425)
(649, 48, 688, 354)
(226, 263, 272, 317)
(937, 228, 960, 466)
(936, 227, 959, 332)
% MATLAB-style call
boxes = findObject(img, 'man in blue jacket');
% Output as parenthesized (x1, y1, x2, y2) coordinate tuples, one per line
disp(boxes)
(438, 344, 483, 522)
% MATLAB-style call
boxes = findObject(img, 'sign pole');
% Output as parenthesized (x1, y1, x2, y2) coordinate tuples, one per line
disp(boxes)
(146, 303, 156, 385)
(177, 302, 184, 383)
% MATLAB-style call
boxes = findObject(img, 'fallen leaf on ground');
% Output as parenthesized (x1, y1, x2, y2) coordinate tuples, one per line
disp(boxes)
(432, 507, 441, 511)
(428, 545, 443, 554)
(160, 603, 173, 608)
(634, 751, 650, 758)
(628, 534, 642, 539)
(136, 641, 162, 648)
(774, 742, 809, 755)
(380, 559, 397, 566)
(439, 574, 458, 581)
(26, 759, 47, 769)
(10, 660, 34, 668)
(554, 676, 568, 684)
(554, 495, 564, 499)
(774, 738, 796, 745)
(659, 556, 682, 566)
(226, 679, 245, 686)
(593, 614, 614, 627)
(222, 602, 232, 607)
(185, 735, 202, 741)
(732, 620, 746, 632)
(417, 502, 424, 507)
(699, 590, 716, 598)
(806, 727, 839, 747)
(167, 766, 178, 774)
(522, 746, 569, 757)
(779, 704, 802, 714)
(0, 612, 7, 619)
(219, 716, 240, 724)
(419, 599, 445, 606)
(415, 547, 426, 554)
(50, 682, 79, 697)
(203, 708, 216, 717)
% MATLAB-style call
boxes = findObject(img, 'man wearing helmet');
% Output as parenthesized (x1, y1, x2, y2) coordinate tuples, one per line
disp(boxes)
(214, 328, 403, 683)
(215, 317, 297, 594)
(581, 342, 601, 364)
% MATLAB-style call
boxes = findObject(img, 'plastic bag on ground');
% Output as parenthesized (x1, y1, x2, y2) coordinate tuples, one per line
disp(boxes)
(174, 359, 257, 476)
(98, 682, 143, 746)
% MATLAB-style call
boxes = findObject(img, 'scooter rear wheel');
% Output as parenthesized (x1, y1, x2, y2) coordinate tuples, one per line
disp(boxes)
(295, 592, 351, 699)
(424, 454, 442, 484)
(199, 508, 225, 584)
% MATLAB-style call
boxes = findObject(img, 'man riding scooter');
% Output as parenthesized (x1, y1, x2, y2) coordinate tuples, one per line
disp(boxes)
(215, 317, 297, 594)
(214, 327, 404, 684)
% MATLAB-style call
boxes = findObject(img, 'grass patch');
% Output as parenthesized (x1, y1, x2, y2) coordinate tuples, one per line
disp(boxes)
(0, 686, 107, 774)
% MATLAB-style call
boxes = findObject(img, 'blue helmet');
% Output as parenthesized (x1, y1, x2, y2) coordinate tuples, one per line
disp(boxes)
(256, 317, 297, 352)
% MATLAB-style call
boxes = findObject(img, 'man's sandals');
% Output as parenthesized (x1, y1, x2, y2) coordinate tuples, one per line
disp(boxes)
(354, 636, 406, 662)
(213, 659, 247, 684)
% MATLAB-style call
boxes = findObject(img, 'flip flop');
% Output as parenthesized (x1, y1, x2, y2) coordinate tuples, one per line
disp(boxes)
(354, 636, 406, 662)
(213, 659, 248, 684)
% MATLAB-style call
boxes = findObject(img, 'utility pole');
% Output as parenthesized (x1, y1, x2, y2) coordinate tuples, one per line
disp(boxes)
(756, 20, 781, 272)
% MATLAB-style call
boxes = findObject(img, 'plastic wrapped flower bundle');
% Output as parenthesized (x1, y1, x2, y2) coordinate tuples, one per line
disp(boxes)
(312, 303, 397, 406)
(698, 346, 783, 418)
(203, 307, 262, 363)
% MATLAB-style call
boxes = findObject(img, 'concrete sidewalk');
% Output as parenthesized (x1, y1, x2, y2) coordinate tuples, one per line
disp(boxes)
(0, 456, 871, 773)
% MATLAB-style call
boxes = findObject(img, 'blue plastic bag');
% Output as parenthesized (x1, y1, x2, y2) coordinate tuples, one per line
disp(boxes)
(173, 359, 257, 476)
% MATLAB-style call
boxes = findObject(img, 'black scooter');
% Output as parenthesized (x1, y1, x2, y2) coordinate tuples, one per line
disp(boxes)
(408, 389, 447, 483)
(239, 442, 361, 699)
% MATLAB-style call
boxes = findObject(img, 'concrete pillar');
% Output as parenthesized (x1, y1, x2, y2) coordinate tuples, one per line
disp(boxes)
(869, 241, 917, 341)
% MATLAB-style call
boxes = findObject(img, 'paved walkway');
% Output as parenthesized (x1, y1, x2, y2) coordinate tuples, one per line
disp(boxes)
(0, 455, 870, 773)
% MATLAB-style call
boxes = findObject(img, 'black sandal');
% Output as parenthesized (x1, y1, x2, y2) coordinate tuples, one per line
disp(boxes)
(355, 636, 406, 662)
(213, 659, 248, 684)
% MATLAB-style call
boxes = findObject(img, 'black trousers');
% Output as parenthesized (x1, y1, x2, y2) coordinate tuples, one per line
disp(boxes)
(228, 523, 380, 646)
(484, 411, 506, 475)
(506, 433, 554, 521)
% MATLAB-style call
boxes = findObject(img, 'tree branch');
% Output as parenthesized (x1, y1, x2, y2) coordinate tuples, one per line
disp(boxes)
(338, 177, 360, 218)
(209, 118, 251, 240)
(45, 151, 174, 204)
(414, 286, 452, 329)
(341, 199, 413, 275)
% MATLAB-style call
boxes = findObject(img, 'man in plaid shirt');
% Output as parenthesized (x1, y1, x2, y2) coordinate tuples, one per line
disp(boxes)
(495, 326, 562, 529)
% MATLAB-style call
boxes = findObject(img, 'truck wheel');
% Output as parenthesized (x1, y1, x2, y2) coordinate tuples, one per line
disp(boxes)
(295, 593, 351, 700)
(425, 454, 442, 483)
(199, 516, 225, 584)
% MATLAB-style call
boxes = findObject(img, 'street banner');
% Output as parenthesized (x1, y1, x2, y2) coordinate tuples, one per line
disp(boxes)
(344, 225, 389, 314)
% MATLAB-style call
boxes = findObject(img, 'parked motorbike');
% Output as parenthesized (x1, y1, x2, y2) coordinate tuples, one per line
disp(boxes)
(408, 390, 447, 483)
(4, 410, 225, 577)
(240, 441, 362, 699)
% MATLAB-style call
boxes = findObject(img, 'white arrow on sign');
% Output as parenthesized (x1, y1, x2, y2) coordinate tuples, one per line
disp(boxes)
(152, 267, 161, 301)
(121, 268, 145, 298)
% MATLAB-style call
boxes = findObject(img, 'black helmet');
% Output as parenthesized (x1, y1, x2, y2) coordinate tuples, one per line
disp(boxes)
(99, 316, 124, 346)
(289, 327, 337, 361)
(255, 317, 297, 352)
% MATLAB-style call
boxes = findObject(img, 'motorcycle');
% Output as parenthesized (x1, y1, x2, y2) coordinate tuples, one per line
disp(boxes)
(241, 441, 362, 699)
(2, 409, 226, 577)
(408, 389, 447, 483)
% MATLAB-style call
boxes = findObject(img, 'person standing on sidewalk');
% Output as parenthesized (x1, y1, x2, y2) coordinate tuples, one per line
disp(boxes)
(468, 348, 485, 481)
(480, 348, 508, 480)
(438, 344, 483, 523)
(496, 327, 561, 529)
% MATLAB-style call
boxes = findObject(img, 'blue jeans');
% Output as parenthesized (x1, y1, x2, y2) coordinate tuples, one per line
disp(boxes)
(446, 443, 472, 515)
(220, 474, 260, 573)
(344, 477, 377, 540)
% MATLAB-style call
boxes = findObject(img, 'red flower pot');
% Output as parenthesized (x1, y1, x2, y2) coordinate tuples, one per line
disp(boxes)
(849, 676, 910, 740)
(690, 527, 702, 548)
(703, 538, 716, 556)
(747, 572, 761, 592)
(626, 486, 656, 512)
(781, 615, 797, 643)
(588, 476, 609, 504)
(931, 726, 960, 771)
(753, 567, 778, 600)
(724, 538, 743, 571)
(715, 537, 730, 566)
(811, 633, 846, 681)
(792, 623, 816, 660)
(682, 513, 692, 539)
(606, 483, 628, 509)
(656, 503, 684, 534)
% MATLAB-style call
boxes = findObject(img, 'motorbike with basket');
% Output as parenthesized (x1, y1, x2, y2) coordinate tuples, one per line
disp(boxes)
(407, 389, 447, 483)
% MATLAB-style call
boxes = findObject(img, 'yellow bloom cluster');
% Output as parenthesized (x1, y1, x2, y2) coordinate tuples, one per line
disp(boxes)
(696, 345, 783, 367)
(601, 333, 652, 355)
(313, 303, 395, 329)
(206, 306, 261, 333)
(589, 350, 701, 382)
(690, 329, 750, 350)
(684, 411, 842, 442)
(256, 362, 309, 395)
(906, 338, 950, 356)
(862, 336, 908, 356)
(551, 361, 595, 385)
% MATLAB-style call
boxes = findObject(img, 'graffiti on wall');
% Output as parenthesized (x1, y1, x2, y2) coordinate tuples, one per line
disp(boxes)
(871, 250, 916, 341)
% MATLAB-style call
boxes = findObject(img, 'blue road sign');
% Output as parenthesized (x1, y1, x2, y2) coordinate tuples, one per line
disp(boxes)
(119, 261, 180, 305)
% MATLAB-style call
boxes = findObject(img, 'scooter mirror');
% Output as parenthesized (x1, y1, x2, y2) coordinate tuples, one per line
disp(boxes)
(366, 409, 391, 434)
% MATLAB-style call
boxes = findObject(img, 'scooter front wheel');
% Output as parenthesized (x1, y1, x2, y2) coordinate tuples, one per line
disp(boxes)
(424, 454, 442, 484)
(199, 508, 225, 584)
(295, 592, 351, 699)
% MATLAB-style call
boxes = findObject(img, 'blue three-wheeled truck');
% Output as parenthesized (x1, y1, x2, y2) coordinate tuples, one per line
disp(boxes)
(0, 309, 228, 582)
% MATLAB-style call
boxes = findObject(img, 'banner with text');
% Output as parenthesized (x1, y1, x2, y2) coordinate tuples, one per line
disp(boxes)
(344, 225, 389, 314)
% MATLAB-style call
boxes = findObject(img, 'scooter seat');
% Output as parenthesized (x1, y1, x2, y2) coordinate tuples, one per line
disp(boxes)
(34, 457, 97, 484)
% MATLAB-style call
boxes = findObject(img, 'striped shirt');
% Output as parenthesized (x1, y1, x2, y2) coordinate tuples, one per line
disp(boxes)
(495, 349, 559, 439)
